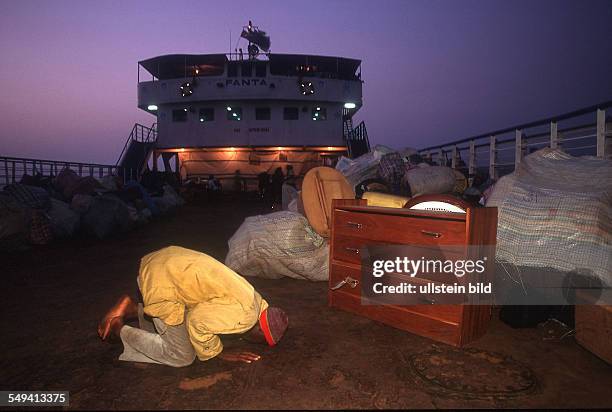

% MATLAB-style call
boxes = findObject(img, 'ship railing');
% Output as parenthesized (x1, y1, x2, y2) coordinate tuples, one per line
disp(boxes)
(418, 101, 612, 180)
(0, 156, 142, 189)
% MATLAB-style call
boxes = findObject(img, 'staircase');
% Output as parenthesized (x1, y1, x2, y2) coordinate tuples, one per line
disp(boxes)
(343, 110, 370, 158)
(116, 123, 157, 181)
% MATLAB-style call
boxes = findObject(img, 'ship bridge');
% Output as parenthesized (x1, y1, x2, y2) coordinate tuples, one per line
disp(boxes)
(134, 52, 369, 186)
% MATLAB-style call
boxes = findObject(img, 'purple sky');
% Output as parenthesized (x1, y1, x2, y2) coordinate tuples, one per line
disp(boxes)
(1, 0, 611, 164)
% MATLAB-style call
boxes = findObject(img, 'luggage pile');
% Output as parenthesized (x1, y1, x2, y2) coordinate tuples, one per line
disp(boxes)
(0, 168, 185, 250)
(335, 145, 467, 198)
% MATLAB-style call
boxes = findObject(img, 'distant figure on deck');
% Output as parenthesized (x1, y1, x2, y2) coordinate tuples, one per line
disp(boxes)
(271, 167, 284, 208)
(233, 170, 245, 192)
(257, 171, 270, 200)
(207, 174, 221, 202)
(97, 246, 289, 367)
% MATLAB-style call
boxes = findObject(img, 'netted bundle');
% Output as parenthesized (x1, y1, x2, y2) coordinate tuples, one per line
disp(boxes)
(225, 211, 329, 281)
(486, 148, 612, 285)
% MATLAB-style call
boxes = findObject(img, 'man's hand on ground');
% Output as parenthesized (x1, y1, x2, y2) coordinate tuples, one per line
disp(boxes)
(218, 349, 261, 363)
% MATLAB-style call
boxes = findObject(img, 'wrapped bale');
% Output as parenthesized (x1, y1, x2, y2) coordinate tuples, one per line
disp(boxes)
(28, 210, 53, 245)
(225, 211, 329, 281)
(48, 198, 80, 238)
(0, 194, 31, 251)
(403, 165, 456, 197)
(486, 148, 612, 286)
(3, 183, 51, 210)
(82, 195, 131, 239)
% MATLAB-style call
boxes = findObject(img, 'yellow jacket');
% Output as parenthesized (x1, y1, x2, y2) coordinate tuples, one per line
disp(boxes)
(138, 246, 268, 361)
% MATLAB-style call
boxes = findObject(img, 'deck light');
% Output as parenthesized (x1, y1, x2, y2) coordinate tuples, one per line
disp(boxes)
(200, 118, 204, 122)
(344, 102, 356, 109)
(232, 113, 237, 117)
(147, 105, 158, 111)
(227, 106, 232, 111)
(316, 107, 321, 110)
(184, 108, 188, 112)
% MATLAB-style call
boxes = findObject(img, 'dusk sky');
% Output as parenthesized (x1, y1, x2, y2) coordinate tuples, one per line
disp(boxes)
(1, 0, 611, 164)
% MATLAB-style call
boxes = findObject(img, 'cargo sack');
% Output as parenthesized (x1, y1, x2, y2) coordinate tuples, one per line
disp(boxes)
(225, 211, 329, 281)
(0, 194, 30, 250)
(54, 168, 80, 199)
(123, 181, 160, 215)
(378, 152, 406, 192)
(98, 175, 120, 192)
(82, 195, 131, 239)
(153, 184, 185, 214)
(48, 198, 80, 238)
(403, 165, 456, 197)
(3, 183, 51, 210)
(71, 194, 93, 214)
(282, 183, 298, 211)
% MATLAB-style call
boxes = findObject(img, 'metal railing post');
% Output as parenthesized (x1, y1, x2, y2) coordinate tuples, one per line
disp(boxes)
(515, 129, 523, 169)
(489, 135, 496, 180)
(468, 140, 475, 176)
(597, 109, 606, 158)
(438, 148, 443, 166)
(451, 145, 457, 169)
(550, 121, 558, 149)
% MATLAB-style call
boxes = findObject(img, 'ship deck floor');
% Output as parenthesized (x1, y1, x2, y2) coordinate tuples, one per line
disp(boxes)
(2, 196, 611, 410)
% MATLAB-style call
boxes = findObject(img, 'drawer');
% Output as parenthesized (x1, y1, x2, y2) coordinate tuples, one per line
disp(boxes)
(329, 262, 463, 323)
(332, 235, 466, 284)
(333, 209, 467, 245)
(329, 291, 463, 346)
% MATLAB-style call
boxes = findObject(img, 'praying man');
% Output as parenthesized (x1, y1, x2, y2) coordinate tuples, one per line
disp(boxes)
(97, 246, 289, 367)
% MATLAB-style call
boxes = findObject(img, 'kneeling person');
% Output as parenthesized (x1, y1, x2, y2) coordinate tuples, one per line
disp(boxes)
(97, 246, 288, 367)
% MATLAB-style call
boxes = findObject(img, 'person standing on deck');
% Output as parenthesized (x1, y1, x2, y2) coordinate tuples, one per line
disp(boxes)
(97, 246, 289, 367)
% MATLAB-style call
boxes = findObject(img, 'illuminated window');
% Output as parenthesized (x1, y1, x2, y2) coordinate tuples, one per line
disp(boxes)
(172, 109, 188, 122)
(255, 107, 271, 120)
(283, 107, 299, 120)
(312, 107, 327, 121)
(227, 107, 242, 121)
(198, 108, 214, 122)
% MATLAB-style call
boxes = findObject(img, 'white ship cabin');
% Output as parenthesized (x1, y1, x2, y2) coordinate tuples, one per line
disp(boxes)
(137, 53, 365, 188)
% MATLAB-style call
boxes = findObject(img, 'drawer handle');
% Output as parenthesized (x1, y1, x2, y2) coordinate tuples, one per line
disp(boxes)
(346, 221, 363, 229)
(421, 230, 442, 238)
(344, 247, 360, 254)
(330, 276, 360, 291)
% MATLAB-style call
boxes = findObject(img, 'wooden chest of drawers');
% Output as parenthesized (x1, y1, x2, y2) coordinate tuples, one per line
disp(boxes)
(328, 199, 498, 346)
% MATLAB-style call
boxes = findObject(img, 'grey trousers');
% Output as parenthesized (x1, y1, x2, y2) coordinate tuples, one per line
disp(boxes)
(118, 303, 196, 368)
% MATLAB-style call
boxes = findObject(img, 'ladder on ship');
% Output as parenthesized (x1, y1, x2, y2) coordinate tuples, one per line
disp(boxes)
(343, 109, 371, 158)
(116, 123, 157, 181)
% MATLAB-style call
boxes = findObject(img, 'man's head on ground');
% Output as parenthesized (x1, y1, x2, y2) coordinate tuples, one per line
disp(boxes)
(244, 307, 288, 346)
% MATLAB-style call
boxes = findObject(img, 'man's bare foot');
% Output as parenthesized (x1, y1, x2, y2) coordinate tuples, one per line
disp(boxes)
(97, 295, 135, 340)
